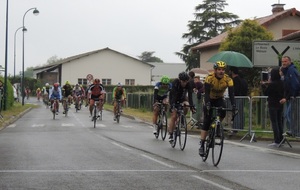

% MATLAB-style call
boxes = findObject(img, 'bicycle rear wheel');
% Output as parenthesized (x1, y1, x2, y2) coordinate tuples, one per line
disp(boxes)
(160, 112, 168, 141)
(212, 123, 224, 166)
(178, 115, 187, 150)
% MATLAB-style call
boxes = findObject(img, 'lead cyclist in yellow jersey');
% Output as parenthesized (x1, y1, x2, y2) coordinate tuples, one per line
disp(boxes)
(199, 61, 236, 157)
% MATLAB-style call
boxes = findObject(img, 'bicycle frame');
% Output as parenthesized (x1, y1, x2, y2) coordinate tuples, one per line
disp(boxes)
(115, 99, 121, 123)
(154, 102, 168, 140)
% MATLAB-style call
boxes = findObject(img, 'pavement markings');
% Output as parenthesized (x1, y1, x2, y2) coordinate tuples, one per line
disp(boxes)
(7, 124, 16, 128)
(61, 123, 75, 127)
(192, 175, 233, 190)
(141, 154, 175, 168)
(111, 142, 131, 151)
(32, 124, 45, 127)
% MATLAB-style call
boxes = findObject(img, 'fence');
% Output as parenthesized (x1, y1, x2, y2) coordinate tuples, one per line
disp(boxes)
(106, 92, 300, 143)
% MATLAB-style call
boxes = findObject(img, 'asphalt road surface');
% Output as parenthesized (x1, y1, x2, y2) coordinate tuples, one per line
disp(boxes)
(0, 98, 299, 190)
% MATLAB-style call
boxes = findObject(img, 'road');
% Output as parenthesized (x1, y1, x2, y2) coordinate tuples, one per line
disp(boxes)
(0, 98, 299, 190)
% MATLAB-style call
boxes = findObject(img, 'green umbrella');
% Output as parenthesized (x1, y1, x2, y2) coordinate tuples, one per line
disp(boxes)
(207, 51, 253, 68)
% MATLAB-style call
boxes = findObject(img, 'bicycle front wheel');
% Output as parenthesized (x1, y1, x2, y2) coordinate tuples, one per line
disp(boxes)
(161, 112, 168, 141)
(93, 106, 97, 128)
(178, 115, 187, 150)
(201, 131, 212, 162)
(212, 123, 224, 166)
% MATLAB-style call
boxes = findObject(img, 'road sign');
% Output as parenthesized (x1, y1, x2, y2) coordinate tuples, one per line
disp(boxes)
(86, 74, 93, 81)
(253, 41, 300, 67)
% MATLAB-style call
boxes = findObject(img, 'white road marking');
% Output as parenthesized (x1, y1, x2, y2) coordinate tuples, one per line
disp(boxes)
(0, 169, 196, 173)
(111, 142, 131, 151)
(96, 124, 106, 128)
(7, 124, 16, 128)
(121, 125, 133, 128)
(192, 175, 233, 190)
(61, 123, 75, 127)
(141, 154, 175, 168)
(32, 124, 45, 127)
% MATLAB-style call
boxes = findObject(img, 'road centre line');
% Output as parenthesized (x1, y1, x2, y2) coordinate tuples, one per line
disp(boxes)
(191, 175, 233, 190)
(141, 154, 175, 168)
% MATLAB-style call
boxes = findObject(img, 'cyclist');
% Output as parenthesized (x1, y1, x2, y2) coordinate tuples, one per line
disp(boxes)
(168, 72, 196, 142)
(112, 82, 126, 121)
(36, 88, 41, 101)
(62, 81, 73, 113)
(198, 61, 236, 157)
(73, 84, 85, 109)
(152, 75, 172, 134)
(49, 83, 62, 114)
(87, 78, 105, 117)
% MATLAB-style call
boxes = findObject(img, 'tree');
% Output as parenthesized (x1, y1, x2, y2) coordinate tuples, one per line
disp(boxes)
(46, 55, 62, 65)
(219, 19, 274, 89)
(138, 51, 163, 63)
(177, 0, 241, 70)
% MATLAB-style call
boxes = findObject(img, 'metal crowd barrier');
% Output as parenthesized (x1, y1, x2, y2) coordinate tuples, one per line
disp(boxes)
(105, 92, 300, 144)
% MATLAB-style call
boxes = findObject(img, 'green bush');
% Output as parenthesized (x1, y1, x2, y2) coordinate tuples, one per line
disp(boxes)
(0, 77, 14, 110)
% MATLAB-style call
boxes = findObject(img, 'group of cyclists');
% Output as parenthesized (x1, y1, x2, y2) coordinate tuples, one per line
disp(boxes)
(36, 78, 127, 122)
(152, 61, 236, 157)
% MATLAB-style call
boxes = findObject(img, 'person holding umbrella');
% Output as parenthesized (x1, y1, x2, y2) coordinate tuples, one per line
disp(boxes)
(198, 61, 236, 157)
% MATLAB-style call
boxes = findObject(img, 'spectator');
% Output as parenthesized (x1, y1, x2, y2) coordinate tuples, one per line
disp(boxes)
(263, 67, 284, 147)
(229, 67, 248, 134)
(279, 56, 300, 136)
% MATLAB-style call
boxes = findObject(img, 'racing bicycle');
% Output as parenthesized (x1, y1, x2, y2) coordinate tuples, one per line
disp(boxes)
(114, 99, 122, 123)
(62, 97, 69, 117)
(201, 106, 238, 166)
(170, 103, 194, 150)
(154, 101, 168, 140)
(92, 99, 103, 128)
(51, 98, 59, 120)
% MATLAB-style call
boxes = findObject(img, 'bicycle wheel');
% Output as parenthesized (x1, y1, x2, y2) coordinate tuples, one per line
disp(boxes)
(171, 127, 178, 148)
(155, 115, 161, 139)
(201, 131, 212, 162)
(212, 123, 224, 166)
(116, 103, 121, 123)
(52, 102, 56, 120)
(99, 110, 102, 121)
(116, 113, 120, 123)
(160, 112, 168, 141)
(178, 115, 188, 150)
(93, 106, 97, 128)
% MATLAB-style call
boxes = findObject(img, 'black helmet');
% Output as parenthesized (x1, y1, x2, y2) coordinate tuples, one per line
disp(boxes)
(178, 72, 189, 81)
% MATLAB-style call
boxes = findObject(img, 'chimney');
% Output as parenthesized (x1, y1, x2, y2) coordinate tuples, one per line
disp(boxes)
(271, 4, 285, 14)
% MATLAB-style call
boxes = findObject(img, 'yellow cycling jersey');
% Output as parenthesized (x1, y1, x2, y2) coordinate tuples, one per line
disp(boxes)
(205, 72, 234, 99)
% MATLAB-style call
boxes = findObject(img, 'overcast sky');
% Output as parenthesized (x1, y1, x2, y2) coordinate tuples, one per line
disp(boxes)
(0, 0, 299, 75)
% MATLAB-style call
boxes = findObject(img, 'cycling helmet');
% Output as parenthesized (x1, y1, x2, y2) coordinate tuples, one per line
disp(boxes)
(117, 82, 122, 87)
(53, 83, 59, 87)
(75, 83, 79, 86)
(160, 75, 170, 84)
(37, 88, 40, 91)
(45, 83, 49, 86)
(94, 78, 100, 84)
(214, 61, 227, 69)
(178, 72, 189, 81)
(65, 81, 70, 85)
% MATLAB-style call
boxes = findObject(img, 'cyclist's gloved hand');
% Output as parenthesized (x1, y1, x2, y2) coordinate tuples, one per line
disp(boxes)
(205, 102, 211, 110)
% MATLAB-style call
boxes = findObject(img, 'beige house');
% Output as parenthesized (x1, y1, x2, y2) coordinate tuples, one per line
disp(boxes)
(34, 47, 154, 86)
(191, 4, 300, 70)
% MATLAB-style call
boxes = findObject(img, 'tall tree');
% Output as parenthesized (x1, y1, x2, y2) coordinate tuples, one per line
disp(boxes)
(138, 51, 163, 62)
(176, 0, 241, 70)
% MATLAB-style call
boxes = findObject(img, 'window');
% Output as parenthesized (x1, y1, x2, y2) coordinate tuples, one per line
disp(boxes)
(125, 79, 135, 86)
(78, 78, 87, 85)
(102, 79, 111, 85)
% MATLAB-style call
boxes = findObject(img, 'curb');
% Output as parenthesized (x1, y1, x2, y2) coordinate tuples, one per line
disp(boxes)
(0, 107, 32, 131)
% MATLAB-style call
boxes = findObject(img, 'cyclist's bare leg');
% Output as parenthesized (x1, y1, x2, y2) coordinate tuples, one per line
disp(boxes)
(97, 99, 103, 111)
(152, 102, 159, 125)
(89, 99, 95, 116)
(168, 110, 177, 135)
(113, 100, 117, 115)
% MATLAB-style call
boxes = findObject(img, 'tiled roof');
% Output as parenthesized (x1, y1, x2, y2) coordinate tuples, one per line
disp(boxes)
(191, 8, 300, 51)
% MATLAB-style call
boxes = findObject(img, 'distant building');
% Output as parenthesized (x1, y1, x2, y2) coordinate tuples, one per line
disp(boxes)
(150, 62, 186, 85)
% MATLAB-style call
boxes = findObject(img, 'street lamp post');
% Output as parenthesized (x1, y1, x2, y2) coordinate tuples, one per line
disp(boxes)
(21, 8, 39, 106)
(3, 0, 9, 110)
(14, 27, 24, 80)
